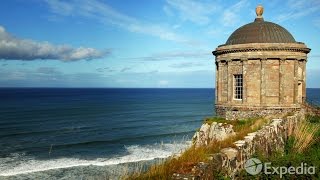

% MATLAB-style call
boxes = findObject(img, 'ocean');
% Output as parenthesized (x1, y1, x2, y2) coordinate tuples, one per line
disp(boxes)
(0, 88, 214, 179)
(0, 88, 319, 179)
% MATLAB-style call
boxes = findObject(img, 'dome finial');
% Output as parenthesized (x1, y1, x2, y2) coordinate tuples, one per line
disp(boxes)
(256, 5, 264, 18)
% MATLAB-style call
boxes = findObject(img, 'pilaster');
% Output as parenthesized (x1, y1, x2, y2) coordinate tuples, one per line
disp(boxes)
(242, 58, 248, 104)
(215, 61, 219, 103)
(279, 59, 285, 104)
(260, 58, 267, 105)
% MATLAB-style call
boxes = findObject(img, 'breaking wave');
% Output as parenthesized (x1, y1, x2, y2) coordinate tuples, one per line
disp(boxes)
(0, 141, 191, 177)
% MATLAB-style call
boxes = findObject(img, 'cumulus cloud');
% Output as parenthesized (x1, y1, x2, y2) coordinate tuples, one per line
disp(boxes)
(0, 26, 109, 61)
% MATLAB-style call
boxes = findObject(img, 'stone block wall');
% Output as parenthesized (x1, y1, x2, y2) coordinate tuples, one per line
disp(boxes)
(216, 105, 300, 120)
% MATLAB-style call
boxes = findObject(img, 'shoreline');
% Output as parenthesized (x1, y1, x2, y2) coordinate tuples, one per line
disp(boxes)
(0, 141, 192, 178)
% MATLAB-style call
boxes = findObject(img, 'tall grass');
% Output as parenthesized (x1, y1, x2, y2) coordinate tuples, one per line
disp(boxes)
(287, 116, 320, 153)
(239, 115, 320, 179)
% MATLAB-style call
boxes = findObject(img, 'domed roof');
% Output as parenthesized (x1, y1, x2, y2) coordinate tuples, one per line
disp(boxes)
(225, 5, 296, 45)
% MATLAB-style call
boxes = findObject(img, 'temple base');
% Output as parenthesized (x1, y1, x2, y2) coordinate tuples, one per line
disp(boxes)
(215, 105, 301, 120)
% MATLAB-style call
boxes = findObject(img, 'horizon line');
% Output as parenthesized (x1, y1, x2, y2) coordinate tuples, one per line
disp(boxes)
(0, 87, 320, 89)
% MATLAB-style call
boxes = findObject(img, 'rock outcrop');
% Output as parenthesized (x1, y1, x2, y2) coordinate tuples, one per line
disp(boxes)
(192, 122, 235, 147)
(173, 111, 305, 179)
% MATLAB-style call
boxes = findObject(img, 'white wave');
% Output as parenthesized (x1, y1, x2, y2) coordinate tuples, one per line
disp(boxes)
(0, 141, 191, 177)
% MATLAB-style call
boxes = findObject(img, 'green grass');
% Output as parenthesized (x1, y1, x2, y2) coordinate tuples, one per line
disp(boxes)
(307, 115, 320, 123)
(204, 116, 260, 132)
(237, 115, 320, 179)
(203, 116, 227, 124)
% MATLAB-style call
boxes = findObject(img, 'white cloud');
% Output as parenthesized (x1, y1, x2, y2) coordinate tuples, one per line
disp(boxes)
(45, 0, 74, 16)
(0, 26, 109, 61)
(221, 0, 249, 27)
(275, 0, 320, 22)
(165, 0, 220, 25)
(45, 0, 194, 44)
(288, 0, 311, 10)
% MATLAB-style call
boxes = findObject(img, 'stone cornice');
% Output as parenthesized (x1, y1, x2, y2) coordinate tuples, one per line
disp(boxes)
(213, 43, 311, 56)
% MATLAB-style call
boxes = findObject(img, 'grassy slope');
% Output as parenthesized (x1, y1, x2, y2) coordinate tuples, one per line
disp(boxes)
(127, 117, 268, 179)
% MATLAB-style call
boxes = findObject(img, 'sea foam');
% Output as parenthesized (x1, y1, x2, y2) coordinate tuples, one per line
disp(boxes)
(0, 141, 191, 176)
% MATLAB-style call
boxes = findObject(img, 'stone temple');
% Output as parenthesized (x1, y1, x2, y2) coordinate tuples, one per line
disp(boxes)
(212, 5, 311, 120)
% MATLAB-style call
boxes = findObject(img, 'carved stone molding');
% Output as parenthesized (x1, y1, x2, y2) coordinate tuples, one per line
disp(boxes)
(213, 47, 310, 56)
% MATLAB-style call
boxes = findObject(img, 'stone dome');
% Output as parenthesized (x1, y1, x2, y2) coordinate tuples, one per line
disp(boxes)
(225, 5, 295, 45)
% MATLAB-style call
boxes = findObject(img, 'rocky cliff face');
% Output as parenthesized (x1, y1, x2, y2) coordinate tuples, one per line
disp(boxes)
(192, 122, 235, 147)
(173, 111, 305, 179)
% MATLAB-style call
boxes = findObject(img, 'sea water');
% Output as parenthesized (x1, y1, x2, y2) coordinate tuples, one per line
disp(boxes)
(0, 88, 214, 179)
(0, 88, 319, 179)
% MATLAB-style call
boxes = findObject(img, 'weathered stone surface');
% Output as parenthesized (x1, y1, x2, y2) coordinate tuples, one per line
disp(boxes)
(192, 122, 235, 147)
(173, 111, 305, 179)
(221, 148, 238, 159)
(218, 107, 298, 120)
(213, 43, 309, 120)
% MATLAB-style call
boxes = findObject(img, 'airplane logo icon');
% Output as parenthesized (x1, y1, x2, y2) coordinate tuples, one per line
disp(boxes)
(245, 158, 263, 175)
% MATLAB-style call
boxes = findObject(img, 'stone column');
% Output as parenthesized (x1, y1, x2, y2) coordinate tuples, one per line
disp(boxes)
(260, 58, 267, 105)
(294, 60, 297, 104)
(219, 61, 228, 103)
(279, 59, 285, 105)
(302, 60, 307, 100)
(242, 58, 248, 104)
(215, 61, 219, 103)
(227, 60, 231, 103)
(218, 61, 224, 102)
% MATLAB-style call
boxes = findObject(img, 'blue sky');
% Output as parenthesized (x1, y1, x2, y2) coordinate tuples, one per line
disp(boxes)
(0, 0, 319, 88)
